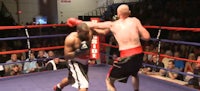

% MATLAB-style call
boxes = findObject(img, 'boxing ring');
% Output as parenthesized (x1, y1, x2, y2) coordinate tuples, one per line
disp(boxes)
(0, 65, 197, 91)
(0, 24, 200, 91)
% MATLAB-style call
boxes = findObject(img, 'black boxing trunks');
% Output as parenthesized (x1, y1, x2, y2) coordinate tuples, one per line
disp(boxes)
(67, 58, 89, 88)
(108, 46, 143, 83)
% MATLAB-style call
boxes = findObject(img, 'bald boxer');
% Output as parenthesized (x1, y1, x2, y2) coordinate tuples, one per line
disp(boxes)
(67, 4, 150, 91)
(54, 23, 93, 91)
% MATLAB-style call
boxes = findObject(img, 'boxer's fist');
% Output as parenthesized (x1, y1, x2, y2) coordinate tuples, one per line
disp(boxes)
(66, 18, 82, 27)
(75, 41, 90, 55)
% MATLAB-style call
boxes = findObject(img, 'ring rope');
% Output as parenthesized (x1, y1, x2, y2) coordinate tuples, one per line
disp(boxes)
(150, 38, 200, 46)
(144, 25, 200, 32)
(143, 63, 200, 78)
(1, 34, 199, 47)
(0, 46, 63, 55)
(0, 34, 67, 41)
(0, 24, 200, 31)
(160, 39, 200, 46)
(0, 24, 67, 30)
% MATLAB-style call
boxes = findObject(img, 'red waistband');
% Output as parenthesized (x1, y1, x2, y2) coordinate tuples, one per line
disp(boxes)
(78, 55, 90, 59)
(120, 46, 143, 58)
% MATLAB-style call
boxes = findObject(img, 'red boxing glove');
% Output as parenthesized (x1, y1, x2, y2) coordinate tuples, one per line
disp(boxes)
(66, 18, 82, 27)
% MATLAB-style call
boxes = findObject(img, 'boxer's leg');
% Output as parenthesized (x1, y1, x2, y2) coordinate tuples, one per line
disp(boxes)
(132, 75, 139, 91)
(54, 78, 70, 91)
(129, 53, 143, 91)
(106, 76, 116, 91)
(79, 88, 88, 91)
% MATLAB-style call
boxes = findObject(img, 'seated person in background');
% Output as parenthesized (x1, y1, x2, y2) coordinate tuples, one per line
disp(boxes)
(160, 60, 180, 80)
(10, 64, 21, 76)
(187, 56, 200, 89)
(46, 57, 61, 71)
(142, 55, 164, 75)
(184, 53, 196, 82)
(184, 53, 196, 73)
(4, 54, 22, 76)
(162, 50, 173, 68)
(142, 54, 152, 68)
(37, 50, 47, 71)
(0, 65, 5, 77)
(23, 53, 38, 73)
(47, 50, 55, 60)
(173, 51, 185, 71)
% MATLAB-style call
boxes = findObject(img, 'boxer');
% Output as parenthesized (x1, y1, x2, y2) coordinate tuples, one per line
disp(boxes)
(54, 23, 93, 91)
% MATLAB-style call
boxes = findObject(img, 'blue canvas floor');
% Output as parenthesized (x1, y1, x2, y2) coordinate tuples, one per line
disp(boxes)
(0, 64, 198, 91)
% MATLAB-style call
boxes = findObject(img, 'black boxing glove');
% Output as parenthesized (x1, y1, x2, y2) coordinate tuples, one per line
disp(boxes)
(75, 41, 90, 55)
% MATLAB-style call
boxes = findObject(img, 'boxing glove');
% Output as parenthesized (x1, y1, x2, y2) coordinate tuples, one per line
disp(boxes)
(75, 41, 90, 55)
(66, 18, 82, 27)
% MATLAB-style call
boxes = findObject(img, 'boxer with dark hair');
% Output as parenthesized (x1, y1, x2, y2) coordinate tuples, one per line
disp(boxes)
(54, 23, 93, 91)
(67, 4, 150, 91)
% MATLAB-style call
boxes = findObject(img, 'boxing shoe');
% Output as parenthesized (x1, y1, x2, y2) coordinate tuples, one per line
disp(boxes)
(53, 85, 62, 91)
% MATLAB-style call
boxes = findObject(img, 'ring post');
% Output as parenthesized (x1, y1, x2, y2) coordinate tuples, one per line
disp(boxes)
(156, 26, 162, 65)
(25, 26, 31, 60)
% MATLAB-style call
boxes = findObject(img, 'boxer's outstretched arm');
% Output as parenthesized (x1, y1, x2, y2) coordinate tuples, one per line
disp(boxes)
(66, 18, 112, 28)
(135, 18, 150, 41)
(84, 21, 112, 29)
(93, 28, 110, 35)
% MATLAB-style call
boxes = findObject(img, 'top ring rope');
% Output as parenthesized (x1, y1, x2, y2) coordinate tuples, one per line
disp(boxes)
(0, 24, 200, 31)
(0, 24, 67, 30)
(0, 34, 67, 41)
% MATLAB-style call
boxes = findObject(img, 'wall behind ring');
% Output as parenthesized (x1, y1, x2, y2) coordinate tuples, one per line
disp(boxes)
(1, 0, 99, 24)
(1, 0, 140, 24)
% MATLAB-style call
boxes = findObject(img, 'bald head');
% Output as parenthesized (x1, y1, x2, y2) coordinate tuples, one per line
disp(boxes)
(117, 4, 130, 18)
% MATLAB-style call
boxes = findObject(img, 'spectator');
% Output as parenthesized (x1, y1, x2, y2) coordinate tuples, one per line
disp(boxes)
(47, 50, 55, 60)
(142, 55, 164, 75)
(187, 56, 200, 89)
(23, 53, 38, 74)
(4, 54, 22, 76)
(184, 53, 196, 73)
(9, 64, 21, 76)
(173, 51, 185, 71)
(160, 60, 180, 80)
(37, 50, 47, 69)
(0, 65, 5, 77)
(45, 58, 61, 71)
(149, 55, 164, 72)
(162, 50, 173, 68)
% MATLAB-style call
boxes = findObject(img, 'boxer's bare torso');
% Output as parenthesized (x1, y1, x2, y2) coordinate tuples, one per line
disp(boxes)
(91, 17, 149, 51)
(110, 17, 142, 50)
